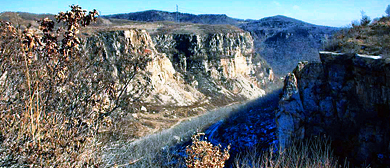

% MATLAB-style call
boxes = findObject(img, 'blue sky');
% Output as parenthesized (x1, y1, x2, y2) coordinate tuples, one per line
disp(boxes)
(0, 0, 389, 27)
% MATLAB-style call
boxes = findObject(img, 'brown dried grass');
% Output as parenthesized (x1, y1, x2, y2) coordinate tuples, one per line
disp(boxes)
(324, 16, 390, 57)
(234, 137, 347, 168)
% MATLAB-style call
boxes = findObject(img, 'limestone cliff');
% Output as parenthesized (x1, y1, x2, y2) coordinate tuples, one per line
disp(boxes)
(152, 32, 274, 103)
(83, 29, 273, 108)
(83, 29, 206, 107)
(276, 52, 390, 166)
(103, 11, 339, 75)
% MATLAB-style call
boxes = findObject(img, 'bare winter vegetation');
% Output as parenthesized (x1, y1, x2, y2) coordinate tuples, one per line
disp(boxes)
(234, 137, 346, 168)
(0, 5, 103, 167)
(0, 5, 152, 167)
(186, 133, 230, 168)
(325, 14, 390, 56)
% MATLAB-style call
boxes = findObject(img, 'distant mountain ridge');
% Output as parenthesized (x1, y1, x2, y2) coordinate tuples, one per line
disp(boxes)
(103, 10, 244, 25)
(251, 15, 309, 26)
(241, 15, 339, 74)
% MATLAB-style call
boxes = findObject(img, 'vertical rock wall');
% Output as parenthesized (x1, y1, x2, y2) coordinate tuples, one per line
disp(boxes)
(276, 51, 390, 166)
(84, 29, 204, 106)
(83, 29, 273, 107)
(152, 32, 274, 102)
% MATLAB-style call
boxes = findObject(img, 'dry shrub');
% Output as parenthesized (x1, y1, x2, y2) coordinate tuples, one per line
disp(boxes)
(186, 133, 230, 168)
(0, 5, 101, 167)
(234, 137, 345, 168)
(0, 5, 150, 167)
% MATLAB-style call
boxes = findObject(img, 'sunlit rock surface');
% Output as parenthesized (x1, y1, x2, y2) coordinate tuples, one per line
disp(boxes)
(83, 29, 274, 107)
(152, 32, 273, 101)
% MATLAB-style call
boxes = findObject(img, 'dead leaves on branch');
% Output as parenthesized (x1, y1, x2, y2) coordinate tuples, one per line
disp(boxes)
(0, 4, 155, 167)
(19, 4, 99, 58)
(186, 133, 231, 168)
(0, 5, 105, 167)
(56, 5, 98, 56)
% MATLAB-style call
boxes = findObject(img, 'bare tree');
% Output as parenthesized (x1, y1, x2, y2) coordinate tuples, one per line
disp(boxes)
(360, 10, 371, 26)
(0, 4, 151, 167)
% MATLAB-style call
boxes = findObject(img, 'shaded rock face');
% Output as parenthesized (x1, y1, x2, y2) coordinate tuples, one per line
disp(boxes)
(276, 52, 390, 166)
(152, 32, 274, 103)
(275, 72, 305, 151)
(83, 29, 272, 107)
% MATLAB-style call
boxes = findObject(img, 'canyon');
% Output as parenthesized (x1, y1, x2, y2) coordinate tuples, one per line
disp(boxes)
(2, 8, 390, 167)
(85, 28, 275, 106)
(81, 26, 275, 140)
(5, 10, 390, 167)
(104, 11, 339, 75)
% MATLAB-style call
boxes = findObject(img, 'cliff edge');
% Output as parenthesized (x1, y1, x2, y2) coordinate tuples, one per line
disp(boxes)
(276, 52, 390, 166)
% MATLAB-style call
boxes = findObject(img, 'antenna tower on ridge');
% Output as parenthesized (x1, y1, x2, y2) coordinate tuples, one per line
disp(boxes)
(176, 5, 179, 23)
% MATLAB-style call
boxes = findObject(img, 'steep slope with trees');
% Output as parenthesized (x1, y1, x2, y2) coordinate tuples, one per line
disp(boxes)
(240, 15, 338, 74)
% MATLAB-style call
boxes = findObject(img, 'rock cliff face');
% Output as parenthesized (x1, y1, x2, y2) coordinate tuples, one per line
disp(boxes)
(83, 29, 273, 107)
(276, 52, 390, 166)
(83, 29, 204, 107)
(152, 32, 274, 103)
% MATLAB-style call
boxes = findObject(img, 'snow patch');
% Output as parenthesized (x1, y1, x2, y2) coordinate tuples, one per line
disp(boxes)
(356, 54, 382, 59)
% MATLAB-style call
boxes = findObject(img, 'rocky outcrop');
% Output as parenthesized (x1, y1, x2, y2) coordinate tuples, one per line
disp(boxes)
(276, 51, 390, 166)
(83, 29, 273, 107)
(275, 72, 305, 151)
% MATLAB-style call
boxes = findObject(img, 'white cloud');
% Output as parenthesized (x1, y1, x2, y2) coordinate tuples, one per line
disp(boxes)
(273, 1, 281, 7)
(293, 5, 300, 10)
